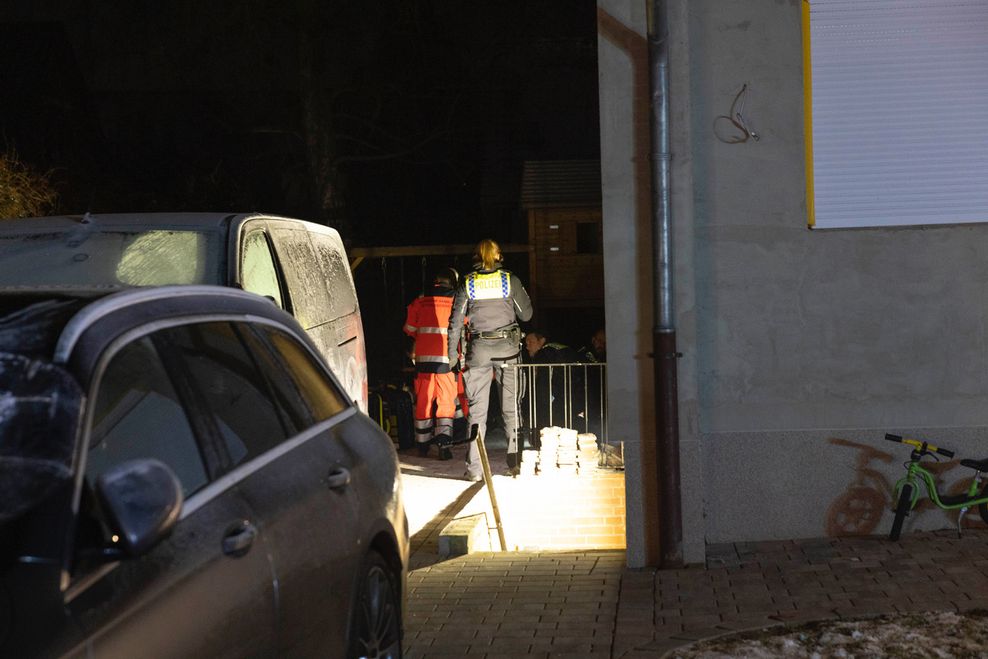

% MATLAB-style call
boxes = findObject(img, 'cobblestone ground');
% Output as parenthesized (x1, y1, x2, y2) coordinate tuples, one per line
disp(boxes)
(405, 551, 626, 658)
(400, 448, 988, 658)
(404, 530, 988, 658)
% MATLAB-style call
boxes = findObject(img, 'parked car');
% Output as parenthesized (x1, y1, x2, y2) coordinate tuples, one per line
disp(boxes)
(0, 285, 407, 658)
(0, 213, 368, 411)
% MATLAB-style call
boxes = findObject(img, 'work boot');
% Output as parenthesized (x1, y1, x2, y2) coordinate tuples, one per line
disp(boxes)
(434, 434, 453, 460)
(416, 441, 431, 457)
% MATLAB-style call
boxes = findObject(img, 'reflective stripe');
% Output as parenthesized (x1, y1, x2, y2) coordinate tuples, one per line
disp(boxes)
(416, 355, 450, 363)
(403, 324, 417, 333)
(466, 271, 510, 300)
(417, 327, 448, 334)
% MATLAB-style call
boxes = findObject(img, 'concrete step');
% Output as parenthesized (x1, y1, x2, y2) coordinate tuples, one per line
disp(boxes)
(438, 512, 491, 557)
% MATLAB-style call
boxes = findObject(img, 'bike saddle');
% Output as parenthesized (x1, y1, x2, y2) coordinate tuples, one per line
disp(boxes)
(961, 457, 988, 472)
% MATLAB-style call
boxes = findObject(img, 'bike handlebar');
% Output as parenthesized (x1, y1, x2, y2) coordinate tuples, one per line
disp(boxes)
(885, 433, 955, 458)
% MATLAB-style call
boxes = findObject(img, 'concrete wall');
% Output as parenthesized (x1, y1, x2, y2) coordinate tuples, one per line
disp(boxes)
(600, 0, 988, 562)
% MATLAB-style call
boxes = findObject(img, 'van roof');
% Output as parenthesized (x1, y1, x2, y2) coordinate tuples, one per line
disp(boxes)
(0, 213, 240, 232)
(2, 213, 344, 240)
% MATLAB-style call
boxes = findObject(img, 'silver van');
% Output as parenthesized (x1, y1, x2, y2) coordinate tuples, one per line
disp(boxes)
(0, 213, 368, 410)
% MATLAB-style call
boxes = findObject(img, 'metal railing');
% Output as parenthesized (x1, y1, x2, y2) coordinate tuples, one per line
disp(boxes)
(506, 362, 611, 453)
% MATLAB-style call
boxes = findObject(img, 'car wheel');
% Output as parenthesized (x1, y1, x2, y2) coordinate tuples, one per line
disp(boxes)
(347, 549, 402, 659)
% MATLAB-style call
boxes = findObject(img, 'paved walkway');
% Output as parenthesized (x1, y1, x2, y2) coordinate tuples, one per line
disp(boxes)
(400, 448, 988, 657)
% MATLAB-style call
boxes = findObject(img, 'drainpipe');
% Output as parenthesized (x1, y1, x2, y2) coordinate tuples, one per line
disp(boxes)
(648, 0, 683, 568)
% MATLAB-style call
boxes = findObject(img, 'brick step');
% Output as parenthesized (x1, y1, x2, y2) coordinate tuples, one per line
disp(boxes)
(438, 512, 492, 558)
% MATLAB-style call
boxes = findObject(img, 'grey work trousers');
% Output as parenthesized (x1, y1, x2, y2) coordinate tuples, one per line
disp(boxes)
(461, 337, 519, 478)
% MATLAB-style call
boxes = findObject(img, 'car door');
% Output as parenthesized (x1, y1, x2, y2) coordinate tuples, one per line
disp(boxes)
(163, 320, 360, 657)
(65, 334, 278, 658)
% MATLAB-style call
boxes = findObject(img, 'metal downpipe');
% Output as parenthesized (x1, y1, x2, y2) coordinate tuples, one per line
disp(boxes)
(648, 0, 683, 568)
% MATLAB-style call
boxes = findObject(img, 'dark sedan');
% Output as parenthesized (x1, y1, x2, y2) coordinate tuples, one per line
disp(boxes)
(0, 286, 407, 658)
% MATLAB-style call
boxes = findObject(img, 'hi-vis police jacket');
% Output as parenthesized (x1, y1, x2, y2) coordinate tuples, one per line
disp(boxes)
(447, 266, 533, 363)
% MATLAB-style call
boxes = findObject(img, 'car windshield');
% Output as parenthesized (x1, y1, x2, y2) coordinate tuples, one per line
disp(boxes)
(0, 228, 223, 289)
(0, 352, 82, 525)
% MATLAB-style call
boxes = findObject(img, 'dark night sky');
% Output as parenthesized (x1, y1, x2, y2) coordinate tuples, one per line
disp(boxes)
(0, 1, 601, 381)
(1, 2, 599, 239)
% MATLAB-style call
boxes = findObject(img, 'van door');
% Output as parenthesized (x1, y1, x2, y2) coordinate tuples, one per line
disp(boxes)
(267, 226, 363, 402)
(307, 227, 368, 411)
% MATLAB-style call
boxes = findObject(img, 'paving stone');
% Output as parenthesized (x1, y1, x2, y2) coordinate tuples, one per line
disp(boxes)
(404, 527, 988, 656)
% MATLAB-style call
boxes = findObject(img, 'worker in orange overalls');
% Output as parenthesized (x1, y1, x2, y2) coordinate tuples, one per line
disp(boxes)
(404, 268, 460, 459)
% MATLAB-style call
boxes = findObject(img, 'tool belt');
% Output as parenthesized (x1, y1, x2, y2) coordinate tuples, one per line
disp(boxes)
(471, 326, 520, 341)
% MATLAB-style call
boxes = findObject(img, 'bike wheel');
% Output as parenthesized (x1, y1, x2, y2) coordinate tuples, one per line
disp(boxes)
(889, 483, 914, 541)
(979, 501, 988, 526)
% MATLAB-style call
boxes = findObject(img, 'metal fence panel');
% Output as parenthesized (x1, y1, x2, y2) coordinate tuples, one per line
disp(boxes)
(505, 362, 610, 452)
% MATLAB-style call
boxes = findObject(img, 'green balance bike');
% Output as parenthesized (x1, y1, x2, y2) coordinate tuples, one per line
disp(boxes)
(885, 433, 988, 540)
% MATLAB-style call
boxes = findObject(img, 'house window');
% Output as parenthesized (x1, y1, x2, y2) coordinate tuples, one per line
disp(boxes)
(576, 221, 601, 254)
(803, 0, 988, 229)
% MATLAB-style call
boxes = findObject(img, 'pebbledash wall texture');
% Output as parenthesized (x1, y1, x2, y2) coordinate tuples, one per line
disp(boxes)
(598, 0, 988, 567)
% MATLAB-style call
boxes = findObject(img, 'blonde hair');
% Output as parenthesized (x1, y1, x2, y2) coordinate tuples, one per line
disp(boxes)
(474, 239, 502, 270)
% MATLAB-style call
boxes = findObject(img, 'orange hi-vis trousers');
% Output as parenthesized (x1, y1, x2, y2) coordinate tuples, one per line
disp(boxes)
(413, 372, 456, 444)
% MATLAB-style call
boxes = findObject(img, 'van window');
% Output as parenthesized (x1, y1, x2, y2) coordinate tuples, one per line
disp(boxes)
(0, 229, 221, 288)
(270, 229, 326, 329)
(241, 231, 285, 310)
(309, 231, 358, 320)
(116, 231, 212, 285)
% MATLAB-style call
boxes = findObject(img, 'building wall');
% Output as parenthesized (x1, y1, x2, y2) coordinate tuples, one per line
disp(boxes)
(600, 0, 988, 563)
(597, 0, 704, 566)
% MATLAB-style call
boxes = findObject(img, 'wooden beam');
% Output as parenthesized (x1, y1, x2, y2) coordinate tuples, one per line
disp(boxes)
(349, 243, 532, 272)
(349, 243, 531, 258)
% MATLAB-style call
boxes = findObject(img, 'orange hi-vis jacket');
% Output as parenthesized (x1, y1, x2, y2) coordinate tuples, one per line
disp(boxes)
(404, 292, 455, 374)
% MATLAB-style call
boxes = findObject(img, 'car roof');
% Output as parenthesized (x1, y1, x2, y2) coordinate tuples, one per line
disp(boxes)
(52, 285, 321, 384)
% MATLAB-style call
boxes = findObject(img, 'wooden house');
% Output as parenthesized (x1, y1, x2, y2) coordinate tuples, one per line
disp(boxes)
(521, 160, 604, 318)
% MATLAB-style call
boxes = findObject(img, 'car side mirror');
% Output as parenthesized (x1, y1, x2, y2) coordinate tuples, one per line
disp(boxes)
(96, 459, 183, 557)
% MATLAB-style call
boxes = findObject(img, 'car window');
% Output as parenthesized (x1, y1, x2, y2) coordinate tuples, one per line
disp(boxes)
(165, 322, 288, 468)
(0, 229, 222, 288)
(237, 324, 312, 432)
(88, 336, 207, 497)
(241, 230, 285, 310)
(263, 327, 348, 422)
(308, 231, 358, 320)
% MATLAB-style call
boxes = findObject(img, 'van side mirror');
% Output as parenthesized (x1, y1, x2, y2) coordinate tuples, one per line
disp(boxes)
(96, 459, 183, 557)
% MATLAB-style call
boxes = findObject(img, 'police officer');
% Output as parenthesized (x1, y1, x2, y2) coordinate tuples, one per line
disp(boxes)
(448, 239, 533, 480)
